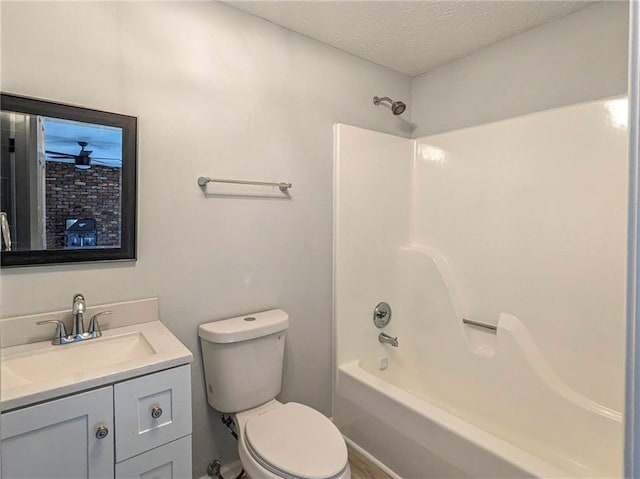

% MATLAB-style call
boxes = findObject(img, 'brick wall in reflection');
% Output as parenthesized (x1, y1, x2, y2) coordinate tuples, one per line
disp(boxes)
(45, 162, 121, 249)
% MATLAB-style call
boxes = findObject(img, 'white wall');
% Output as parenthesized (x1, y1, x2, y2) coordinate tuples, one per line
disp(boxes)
(0, 2, 411, 475)
(411, 1, 629, 137)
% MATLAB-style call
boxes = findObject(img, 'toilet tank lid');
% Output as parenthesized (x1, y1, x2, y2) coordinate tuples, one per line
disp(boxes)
(199, 309, 289, 344)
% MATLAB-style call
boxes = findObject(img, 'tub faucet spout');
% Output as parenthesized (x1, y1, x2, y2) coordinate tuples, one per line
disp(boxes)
(378, 332, 398, 347)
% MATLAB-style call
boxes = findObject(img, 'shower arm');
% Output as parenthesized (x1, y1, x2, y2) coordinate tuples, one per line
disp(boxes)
(373, 96, 393, 106)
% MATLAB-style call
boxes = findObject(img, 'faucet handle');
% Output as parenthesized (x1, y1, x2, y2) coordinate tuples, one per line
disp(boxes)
(37, 320, 69, 345)
(88, 310, 113, 335)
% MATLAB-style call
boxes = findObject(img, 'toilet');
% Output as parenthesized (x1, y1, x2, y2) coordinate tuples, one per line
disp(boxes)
(199, 309, 351, 479)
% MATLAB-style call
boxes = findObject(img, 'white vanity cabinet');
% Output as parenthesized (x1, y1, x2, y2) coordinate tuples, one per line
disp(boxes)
(1, 365, 192, 479)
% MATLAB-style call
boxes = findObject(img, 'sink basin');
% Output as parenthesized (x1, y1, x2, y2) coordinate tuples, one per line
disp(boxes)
(1, 332, 155, 390)
(0, 320, 193, 411)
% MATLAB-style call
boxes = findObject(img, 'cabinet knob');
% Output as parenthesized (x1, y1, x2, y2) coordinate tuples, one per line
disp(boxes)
(151, 406, 163, 419)
(95, 424, 109, 439)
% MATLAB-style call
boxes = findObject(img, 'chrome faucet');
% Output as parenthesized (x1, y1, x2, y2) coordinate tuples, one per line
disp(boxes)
(37, 294, 113, 345)
(378, 332, 399, 347)
(72, 293, 86, 337)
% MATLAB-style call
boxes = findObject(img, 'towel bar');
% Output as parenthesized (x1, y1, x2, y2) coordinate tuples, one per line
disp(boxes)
(197, 176, 292, 192)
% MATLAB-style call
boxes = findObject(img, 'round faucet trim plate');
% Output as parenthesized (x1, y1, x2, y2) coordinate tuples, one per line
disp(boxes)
(373, 302, 392, 328)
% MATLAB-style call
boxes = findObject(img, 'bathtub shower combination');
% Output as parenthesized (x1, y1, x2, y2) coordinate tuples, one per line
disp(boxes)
(333, 97, 628, 478)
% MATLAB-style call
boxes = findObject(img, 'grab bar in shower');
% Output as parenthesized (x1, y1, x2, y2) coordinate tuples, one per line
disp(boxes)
(197, 176, 292, 192)
(462, 318, 497, 332)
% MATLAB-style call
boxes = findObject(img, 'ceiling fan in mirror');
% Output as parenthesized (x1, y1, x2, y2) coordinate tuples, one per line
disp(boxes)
(45, 141, 120, 170)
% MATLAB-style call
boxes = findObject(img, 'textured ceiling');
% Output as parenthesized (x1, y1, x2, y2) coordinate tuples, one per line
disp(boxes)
(223, 1, 596, 76)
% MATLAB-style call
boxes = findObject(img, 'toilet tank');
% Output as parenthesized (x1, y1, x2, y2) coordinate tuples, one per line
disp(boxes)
(199, 309, 289, 413)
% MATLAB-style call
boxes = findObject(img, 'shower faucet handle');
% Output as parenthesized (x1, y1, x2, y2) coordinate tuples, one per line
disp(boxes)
(375, 309, 388, 319)
(373, 302, 392, 328)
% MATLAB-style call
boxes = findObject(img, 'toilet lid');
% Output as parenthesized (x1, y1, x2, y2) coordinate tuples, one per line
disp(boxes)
(245, 402, 348, 479)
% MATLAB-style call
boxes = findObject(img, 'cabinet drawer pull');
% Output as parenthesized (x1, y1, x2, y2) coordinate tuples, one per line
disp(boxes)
(151, 406, 163, 419)
(95, 424, 109, 439)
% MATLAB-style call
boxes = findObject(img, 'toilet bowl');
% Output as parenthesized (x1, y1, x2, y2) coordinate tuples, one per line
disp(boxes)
(198, 309, 351, 479)
(234, 400, 351, 479)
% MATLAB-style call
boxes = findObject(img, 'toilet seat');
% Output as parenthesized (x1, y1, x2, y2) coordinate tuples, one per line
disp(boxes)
(244, 402, 348, 479)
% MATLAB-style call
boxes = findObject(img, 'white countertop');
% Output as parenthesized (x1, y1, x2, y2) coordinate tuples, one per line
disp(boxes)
(1, 320, 193, 411)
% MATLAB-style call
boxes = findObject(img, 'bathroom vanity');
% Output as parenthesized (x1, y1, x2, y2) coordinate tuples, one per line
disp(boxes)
(0, 298, 193, 479)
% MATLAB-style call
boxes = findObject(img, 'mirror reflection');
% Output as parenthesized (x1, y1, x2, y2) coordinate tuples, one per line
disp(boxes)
(1, 113, 123, 252)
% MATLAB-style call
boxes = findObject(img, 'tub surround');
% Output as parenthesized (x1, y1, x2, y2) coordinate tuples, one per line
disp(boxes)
(333, 96, 626, 477)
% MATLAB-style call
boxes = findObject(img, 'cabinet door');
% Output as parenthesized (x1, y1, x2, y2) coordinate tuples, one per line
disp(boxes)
(115, 436, 191, 479)
(1, 387, 114, 479)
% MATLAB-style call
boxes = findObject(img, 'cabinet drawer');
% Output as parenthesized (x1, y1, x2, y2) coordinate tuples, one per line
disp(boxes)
(115, 435, 192, 479)
(115, 365, 191, 462)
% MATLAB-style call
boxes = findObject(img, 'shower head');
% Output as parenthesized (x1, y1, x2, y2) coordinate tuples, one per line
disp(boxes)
(373, 96, 407, 116)
(391, 101, 407, 115)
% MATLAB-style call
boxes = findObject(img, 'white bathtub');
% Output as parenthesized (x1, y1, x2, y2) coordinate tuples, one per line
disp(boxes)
(333, 246, 622, 478)
(335, 361, 565, 478)
(334, 352, 621, 479)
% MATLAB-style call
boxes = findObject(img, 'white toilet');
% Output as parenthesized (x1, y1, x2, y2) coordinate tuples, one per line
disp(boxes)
(199, 309, 351, 479)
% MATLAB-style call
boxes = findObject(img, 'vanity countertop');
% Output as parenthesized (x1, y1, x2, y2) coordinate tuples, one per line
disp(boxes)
(1, 298, 193, 411)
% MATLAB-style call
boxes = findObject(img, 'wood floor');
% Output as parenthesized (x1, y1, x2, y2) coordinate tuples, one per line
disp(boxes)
(348, 444, 394, 479)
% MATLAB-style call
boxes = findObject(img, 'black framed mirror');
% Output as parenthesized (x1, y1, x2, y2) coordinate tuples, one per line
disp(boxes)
(0, 93, 137, 267)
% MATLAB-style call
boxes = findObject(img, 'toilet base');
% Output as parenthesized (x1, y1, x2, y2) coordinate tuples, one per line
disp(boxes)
(239, 443, 351, 479)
